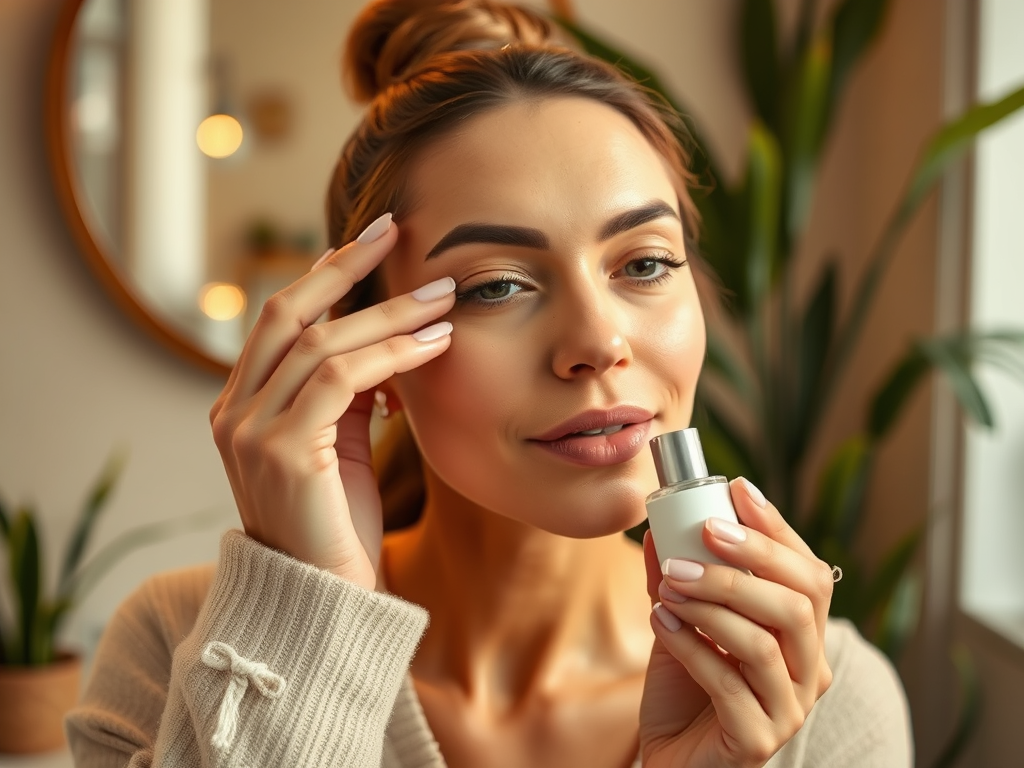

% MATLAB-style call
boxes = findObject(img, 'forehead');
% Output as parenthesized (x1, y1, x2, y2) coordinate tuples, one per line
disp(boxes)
(399, 97, 679, 248)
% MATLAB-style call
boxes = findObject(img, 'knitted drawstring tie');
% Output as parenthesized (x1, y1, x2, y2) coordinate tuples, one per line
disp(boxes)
(201, 641, 287, 750)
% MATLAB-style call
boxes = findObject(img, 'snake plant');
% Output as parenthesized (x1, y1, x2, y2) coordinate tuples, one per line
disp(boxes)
(0, 450, 223, 666)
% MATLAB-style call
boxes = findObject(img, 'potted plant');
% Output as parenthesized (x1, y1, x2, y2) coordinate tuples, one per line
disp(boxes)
(554, 0, 1024, 764)
(0, 449, 224, 753)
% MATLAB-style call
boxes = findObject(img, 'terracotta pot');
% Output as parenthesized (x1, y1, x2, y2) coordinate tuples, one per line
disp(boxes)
(0, 651, 82, 754)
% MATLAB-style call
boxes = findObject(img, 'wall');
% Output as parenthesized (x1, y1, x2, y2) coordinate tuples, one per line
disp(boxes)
(2, 0, 1014, 764)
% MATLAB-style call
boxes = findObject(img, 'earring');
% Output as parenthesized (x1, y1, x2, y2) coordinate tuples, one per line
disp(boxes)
(374, 390, 390, 419)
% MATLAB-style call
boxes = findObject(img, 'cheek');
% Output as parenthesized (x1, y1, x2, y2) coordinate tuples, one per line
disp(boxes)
(638, 288, 706, 415)
(392, 324, 526, 460)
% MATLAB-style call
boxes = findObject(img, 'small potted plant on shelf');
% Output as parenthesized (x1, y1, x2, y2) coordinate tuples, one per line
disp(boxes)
(0, 449, 223, 754)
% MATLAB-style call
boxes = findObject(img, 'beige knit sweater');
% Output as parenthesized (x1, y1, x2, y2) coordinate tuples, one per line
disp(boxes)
(65, 530, 913, 767)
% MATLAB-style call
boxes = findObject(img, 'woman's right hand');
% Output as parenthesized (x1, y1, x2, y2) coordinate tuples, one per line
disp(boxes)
(208, 213, 455, 590)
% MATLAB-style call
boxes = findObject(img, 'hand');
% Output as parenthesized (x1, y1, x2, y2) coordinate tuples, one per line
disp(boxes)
(638, 478, 835, 768)
(208, 213, 456, 590)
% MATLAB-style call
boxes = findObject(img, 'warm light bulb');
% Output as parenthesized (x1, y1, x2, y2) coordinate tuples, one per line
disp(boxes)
(196, 114, 243, 158)
(199, 282, 246, 320)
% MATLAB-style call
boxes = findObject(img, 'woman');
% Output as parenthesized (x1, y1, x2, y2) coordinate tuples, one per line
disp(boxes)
(66, 1, 912, 765)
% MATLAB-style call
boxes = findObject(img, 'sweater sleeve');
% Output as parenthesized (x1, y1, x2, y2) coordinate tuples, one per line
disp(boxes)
(767, 617, 914, 768)
(65, 529, 429, 768)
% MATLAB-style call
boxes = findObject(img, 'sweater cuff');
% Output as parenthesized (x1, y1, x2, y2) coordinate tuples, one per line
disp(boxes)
(159, 529, 428, 765)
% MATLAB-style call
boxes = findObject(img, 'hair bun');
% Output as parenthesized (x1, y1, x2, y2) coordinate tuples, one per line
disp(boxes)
(344, 0, 564, 103)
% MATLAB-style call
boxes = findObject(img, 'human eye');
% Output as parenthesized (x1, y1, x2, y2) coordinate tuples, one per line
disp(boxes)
(618, 252, 687, 285)
(454, 273, 530, 308)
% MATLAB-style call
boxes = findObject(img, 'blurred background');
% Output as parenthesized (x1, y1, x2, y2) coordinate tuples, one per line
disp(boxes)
(0, 0, 1021, 766)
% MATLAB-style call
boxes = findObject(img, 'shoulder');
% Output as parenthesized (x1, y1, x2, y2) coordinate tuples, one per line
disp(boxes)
(767, 617, 914, 768)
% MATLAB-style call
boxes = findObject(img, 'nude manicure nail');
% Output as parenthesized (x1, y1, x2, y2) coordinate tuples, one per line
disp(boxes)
(662, 558, 704, 581)
(412, 321, 453, 342)
(357, 212, 393, 244)
(741, 477, 767, 508)
(411, 277, 456, 302)
(310, 247, 336, 271)
(707, 516, 747, 544)
(658, 580, 688, 604)
(653, 602, 683, 632)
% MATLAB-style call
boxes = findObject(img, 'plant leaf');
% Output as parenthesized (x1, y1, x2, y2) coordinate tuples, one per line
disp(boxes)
(784, 33, 832, 245)
(820, 84, 1024, 424)
(743, 122, 782, 314)
(899, 83, 1024, 223)
(694, 396, 761, 490)
(741, 0, 780, 132)
(59, 507, 228, 605)
(59, 448, 128, 595)
(873, 570, 921, 662)
(705, 331, 756, 404)
(9, 508, 41, 665)
(805, 435, 872, 549)
(862, 525, 923, 624)
(868, 345, 930, 439)
(826, 0, 890, 124)
(918, 337, 992, 427)
(790, 260, 837, 461)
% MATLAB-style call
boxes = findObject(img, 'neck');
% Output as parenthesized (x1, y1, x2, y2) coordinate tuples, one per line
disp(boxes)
(384, 465, 651, 712)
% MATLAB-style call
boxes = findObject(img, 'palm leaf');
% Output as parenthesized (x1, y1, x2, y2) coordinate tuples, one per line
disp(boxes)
(825, 0, 891, 125)
(873, 570, 921, 661)
(741, 0, 781, 132)
(790, 260, 837, 462)
(695, 397, 761, 489)
(743, 122, 783, 315)
(804, 436, 871, 549)
(820, 83, 1024, 423)
(861, 525, 923, 625)
(783, 33, 832, 246)
(705, 332, 756, 405)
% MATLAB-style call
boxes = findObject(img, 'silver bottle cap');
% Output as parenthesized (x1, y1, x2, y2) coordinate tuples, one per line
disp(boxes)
(649, 428, 708, 488)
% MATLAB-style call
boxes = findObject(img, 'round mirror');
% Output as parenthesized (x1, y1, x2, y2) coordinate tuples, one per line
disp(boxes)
(46, 0, 365, 375)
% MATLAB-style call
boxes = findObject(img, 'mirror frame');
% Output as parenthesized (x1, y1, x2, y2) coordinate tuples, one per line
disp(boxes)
(45, 0, 232, 378)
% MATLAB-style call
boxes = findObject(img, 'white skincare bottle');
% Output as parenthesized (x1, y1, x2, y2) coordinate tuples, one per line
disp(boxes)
(645, 427, 741, 567)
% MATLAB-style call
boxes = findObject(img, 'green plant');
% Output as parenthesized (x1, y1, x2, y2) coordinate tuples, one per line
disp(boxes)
(0, 449, 224, 666)
(556, 0, 1022, 761)
(560, 0, 1024, 647)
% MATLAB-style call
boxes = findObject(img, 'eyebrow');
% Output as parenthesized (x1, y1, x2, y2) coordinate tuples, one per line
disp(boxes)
(424, 200, 680, 260)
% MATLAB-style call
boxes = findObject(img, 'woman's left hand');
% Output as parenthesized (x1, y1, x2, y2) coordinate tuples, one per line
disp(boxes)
(638, 477, 835, 768)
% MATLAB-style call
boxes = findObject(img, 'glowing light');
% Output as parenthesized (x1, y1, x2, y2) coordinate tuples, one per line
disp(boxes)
(196, 114, 243, 158)
(199, 282, 246, 320)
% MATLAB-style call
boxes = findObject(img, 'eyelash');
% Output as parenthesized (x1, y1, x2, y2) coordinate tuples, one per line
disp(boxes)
(454, 254, 688, 308)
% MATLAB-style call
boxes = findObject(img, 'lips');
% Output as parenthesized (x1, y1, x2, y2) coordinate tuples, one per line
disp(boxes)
(531, 406, 656, 442)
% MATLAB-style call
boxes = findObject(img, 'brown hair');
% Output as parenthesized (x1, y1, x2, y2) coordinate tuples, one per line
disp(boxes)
(329, 0, 702, 529)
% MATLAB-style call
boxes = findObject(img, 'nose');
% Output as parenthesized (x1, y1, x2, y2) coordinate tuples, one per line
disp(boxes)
(550, 283, 634, 380)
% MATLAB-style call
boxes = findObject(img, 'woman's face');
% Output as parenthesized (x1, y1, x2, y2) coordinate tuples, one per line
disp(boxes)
(380, 96, 705, 538)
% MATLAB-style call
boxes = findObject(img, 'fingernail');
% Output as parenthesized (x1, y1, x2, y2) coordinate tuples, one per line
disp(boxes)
(357, 212, 393, 244)
(411, 277, 456, 302)
(653, 602, 682, 632)
(707, 516, 747, 544)
(310, 247, 336, 271)
(662, 558, 704, 582)
(412, 321, 453, 342)
(658, 580, 688, 604)
(741, 477, 766, 508)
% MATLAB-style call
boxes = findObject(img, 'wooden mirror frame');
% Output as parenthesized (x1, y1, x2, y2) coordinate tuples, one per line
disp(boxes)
(45, 0, 232, 378)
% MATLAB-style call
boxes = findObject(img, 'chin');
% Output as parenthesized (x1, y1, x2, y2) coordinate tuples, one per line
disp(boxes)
(517, 489, 651, 540)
